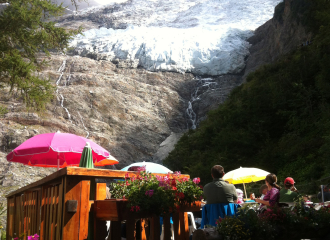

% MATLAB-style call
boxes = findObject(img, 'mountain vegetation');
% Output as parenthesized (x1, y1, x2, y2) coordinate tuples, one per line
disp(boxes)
(0, 0, 82, 110)
(164, 0, 330, 186)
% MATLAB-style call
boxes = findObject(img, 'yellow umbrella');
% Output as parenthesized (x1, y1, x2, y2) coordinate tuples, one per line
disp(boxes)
(223, 167, 270, 199)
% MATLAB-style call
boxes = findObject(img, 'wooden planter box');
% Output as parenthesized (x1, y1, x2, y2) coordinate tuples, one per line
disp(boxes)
(94, 199, 202, 221)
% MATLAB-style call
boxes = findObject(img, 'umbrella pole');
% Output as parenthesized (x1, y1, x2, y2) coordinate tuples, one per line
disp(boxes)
(57, 152, 59, 171)
(243, 182, 248, 200)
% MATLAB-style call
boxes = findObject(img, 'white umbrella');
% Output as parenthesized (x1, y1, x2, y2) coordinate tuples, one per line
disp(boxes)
(121, 161, 173, 174)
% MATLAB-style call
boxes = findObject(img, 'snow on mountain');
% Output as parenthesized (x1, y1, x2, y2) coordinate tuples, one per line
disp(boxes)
(69, 0, 282, 76)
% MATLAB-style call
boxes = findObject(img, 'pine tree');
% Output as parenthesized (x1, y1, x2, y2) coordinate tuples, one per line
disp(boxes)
(0, 0, 82, 110)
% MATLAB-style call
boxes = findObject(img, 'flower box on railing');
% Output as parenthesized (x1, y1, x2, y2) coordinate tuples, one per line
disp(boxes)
(94, 199, 151, 221)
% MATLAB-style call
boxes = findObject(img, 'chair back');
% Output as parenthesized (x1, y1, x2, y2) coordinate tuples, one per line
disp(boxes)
(201, 203, 240, 228)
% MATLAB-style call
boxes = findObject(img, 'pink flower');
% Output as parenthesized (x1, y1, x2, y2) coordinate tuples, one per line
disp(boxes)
(28, 234, 40, 240)
(130, 206, 135, 212)
(135, 205, 140, 211)
(174, 171, 181, 176)
(137, 166, 146, 172)
(193, 178, 200, 184)
(145, 190, 154, 197)
(125, 173, 130, 179)
(14, 238, 19, 240)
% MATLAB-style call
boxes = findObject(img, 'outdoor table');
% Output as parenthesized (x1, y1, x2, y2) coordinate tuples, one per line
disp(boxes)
(5, 167, 195, 240)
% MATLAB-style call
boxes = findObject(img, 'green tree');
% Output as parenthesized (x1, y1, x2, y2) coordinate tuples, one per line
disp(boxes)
(0, 0, 82, 110)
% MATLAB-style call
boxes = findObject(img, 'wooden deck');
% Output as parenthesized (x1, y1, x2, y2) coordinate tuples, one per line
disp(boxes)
(6, 167, 197, 240)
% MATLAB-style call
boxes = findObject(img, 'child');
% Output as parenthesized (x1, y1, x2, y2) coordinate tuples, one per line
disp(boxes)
(303, 195, 311, 203)
(236, 189, 244, 204)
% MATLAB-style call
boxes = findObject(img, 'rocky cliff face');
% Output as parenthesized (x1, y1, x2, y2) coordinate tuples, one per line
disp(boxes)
(0, 53, 240, 215)
(243, 0, 313, 80)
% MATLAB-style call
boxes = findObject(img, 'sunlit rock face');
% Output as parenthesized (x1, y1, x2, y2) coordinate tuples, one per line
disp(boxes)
(66, 0, 282, 76)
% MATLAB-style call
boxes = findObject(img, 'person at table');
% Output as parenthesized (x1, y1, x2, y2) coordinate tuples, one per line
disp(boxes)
(251, 173, 281, 208)
(203, 165, 238, 204)
(259, 184, 268, 200)
(279, 177, 299, 202)
(317, 185, 330, 202)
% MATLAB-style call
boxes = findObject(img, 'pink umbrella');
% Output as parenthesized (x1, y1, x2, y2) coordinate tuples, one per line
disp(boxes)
(6, 132, 118, 169)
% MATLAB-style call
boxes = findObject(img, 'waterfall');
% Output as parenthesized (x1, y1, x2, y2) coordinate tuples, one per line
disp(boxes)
(55, 59, 72, 123)
(78, 111, 90, 139)
(186, 77, 218, 129)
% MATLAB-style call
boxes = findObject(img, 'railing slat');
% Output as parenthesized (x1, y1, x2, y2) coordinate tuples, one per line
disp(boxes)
(45, 188, 51, 239)
(49, 186, 54, 240)
(56, 180, 63, 240)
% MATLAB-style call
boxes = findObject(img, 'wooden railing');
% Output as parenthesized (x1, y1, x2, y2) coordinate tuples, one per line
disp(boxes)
(6, 167, 196, 240)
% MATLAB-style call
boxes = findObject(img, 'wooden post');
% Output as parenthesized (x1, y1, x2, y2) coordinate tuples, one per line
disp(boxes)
(62, 177, 90, 240)
(6, 197, 15, 239)
(172, 212, 180, 240)
(93, 183, 108, 240)
(150, 216, 160, 240)
(179, 212, 189, 240)
(140, 218, 148, 240)
(110, 221, 122, 240)
(163, 214, 172, 240)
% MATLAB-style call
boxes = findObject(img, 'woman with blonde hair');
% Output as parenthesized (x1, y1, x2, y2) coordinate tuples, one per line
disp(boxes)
(251, 173, 281, 208)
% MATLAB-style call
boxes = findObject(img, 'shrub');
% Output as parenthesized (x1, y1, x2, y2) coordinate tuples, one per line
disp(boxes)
(216, 203, 330, 240)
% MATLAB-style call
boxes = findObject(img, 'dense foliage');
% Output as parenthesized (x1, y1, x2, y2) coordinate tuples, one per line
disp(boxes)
(109, 170, 203, 216)
(0, 0, 82, 109)
(164, 0, 330, 185)
(216, 203, 330, 240)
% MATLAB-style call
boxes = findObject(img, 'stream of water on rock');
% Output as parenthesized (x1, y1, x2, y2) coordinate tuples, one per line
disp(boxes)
(186, 77, 218, 129)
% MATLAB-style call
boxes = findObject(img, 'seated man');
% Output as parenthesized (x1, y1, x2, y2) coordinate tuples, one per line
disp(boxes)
(203, 165, 238, 204)
(201, 165, 239, 228)
(279, 177, 299, 202)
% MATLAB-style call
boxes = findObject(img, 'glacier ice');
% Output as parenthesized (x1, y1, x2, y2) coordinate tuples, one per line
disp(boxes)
(70, 0, 282, 76)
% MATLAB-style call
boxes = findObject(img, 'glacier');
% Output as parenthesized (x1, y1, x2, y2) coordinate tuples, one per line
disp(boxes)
(70, 0, 282, 76)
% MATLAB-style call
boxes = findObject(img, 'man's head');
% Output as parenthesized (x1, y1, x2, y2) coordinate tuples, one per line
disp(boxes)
(211, 165, 225, 179)
(284, 177, 295, 189)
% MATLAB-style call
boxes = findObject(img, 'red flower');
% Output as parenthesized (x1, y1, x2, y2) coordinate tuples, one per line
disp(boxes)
(199, 185, 203, 189)
(172, 187, 177, 191)
(179, 192, 185, 199)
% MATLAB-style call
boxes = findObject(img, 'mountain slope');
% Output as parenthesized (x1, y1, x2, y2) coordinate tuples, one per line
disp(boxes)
(164, 0, 330, 185)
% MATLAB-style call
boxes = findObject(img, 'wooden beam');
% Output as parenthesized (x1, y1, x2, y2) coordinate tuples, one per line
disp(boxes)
(6, 167, 190, 198)
(66, 167, 190, 179)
